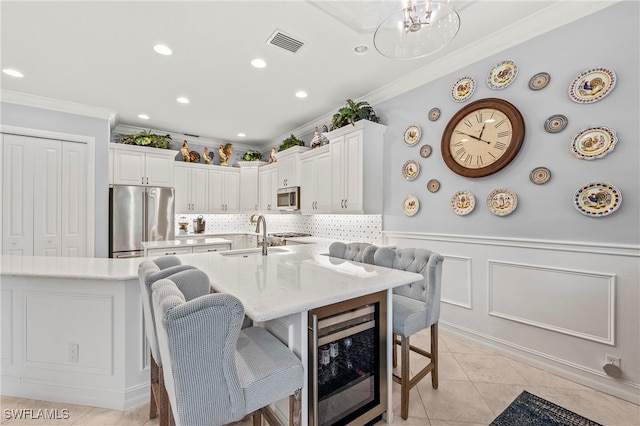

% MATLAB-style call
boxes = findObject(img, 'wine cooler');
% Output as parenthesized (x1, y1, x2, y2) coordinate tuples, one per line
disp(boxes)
(308, 291, 387, 426)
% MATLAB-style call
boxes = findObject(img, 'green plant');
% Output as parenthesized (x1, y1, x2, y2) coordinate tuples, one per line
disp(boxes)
(279, 134, 305, 152)
(116, 130, 172, 149)
(240, 150, 263, 161)
(330, 99, 380, 131)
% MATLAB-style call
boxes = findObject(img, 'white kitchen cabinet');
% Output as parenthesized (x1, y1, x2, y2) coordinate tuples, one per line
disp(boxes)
(274, 146, 309, 188)
(174, 163, 208, 213)
(300, 145, 332, 214)
(146, 246, 193, 256)
(110, 143, 177, 187)
(208, 167, 240, 213)
(192, 243, 231, 253)
(328, 120, 386, 214)
(237, 161, 262, 214)
(2, 133, 88, 256)
(259, 163, 278, 213)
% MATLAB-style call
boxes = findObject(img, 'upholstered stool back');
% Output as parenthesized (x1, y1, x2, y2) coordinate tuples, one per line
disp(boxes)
(328, 241, 378, 264)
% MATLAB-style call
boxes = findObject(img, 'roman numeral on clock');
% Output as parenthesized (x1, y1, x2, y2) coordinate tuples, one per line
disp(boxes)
(495, 141, 507, 150)
(497, 131, 510, 138)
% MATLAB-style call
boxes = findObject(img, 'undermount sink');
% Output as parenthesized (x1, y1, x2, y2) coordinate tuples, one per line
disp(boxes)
(218, 247, 287, 257)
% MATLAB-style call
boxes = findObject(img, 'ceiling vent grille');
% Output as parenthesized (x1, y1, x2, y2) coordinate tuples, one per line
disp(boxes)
(266, 29, 304, 54)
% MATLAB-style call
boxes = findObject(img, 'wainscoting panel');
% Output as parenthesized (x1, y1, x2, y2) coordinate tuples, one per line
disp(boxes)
(24, 291, 113, 374)
(441, 255, 472, 309)
(1, 289, 13, 363)
(488, 261, 615, 345)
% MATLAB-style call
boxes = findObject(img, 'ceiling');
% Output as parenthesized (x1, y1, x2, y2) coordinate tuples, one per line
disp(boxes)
(0, 1, 616, 147)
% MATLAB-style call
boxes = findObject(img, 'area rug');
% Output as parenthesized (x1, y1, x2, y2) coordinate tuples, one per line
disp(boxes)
(490, 390, 603, 426)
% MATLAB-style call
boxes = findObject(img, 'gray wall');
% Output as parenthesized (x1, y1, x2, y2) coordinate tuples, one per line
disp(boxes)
(378, 1, 638, 245)
(1, 103, 111, 257)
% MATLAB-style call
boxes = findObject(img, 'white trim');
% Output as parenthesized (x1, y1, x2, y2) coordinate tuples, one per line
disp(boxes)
(1, 90, 117, 128)
(0, 125, 96, 257)
(440, 254, 472, 310)
(382, 231, 640, 257)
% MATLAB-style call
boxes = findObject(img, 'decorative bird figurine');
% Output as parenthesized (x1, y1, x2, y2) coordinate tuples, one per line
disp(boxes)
(268, 147, 277, 163)
(203, 147, 211, 164)
(181, 140, 190, 162)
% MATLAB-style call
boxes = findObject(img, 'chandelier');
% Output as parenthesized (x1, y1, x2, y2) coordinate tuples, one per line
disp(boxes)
(373, 0, 460, 59)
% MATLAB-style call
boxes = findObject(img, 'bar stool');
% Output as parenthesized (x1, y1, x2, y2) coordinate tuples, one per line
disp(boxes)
(328, 241, 378, 264)
(152, 276, 304, 426)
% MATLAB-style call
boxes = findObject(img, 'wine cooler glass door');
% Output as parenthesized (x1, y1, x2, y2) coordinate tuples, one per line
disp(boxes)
(309, 291, 387, 426)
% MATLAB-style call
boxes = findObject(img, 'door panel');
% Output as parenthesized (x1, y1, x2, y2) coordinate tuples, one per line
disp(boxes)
(33, 139, 61, 256)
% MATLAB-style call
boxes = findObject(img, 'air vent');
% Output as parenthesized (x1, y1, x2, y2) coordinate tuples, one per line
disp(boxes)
(183, 133, 200, 138)
(266, 29, 304, 54)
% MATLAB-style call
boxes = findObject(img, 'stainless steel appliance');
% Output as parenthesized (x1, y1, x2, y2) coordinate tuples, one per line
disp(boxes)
(277, 186, 300, 211)
(109, 185, 175, 258)
(308, 291, 387, 425)
(266, 232, 311, 247)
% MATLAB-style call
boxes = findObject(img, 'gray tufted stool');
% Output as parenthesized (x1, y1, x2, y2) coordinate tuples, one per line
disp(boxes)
(373, 247, 444, 420)
(328, 241, 379, 264)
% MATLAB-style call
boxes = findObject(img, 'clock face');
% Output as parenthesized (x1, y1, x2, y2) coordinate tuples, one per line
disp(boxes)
(442, 98, 525, 178)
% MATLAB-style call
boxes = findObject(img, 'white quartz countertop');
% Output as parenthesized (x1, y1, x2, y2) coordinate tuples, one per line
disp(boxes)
(0, 255, 143, 280)
(176, 244, 422, 322)
(141, 237, 232, 250)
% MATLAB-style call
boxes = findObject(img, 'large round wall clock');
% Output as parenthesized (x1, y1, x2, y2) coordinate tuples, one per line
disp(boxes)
(441, 98, 525, 178)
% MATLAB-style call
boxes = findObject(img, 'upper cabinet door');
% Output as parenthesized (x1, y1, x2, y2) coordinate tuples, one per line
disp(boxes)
(112, 149, 146, 185)
(145, 152, 174, 187)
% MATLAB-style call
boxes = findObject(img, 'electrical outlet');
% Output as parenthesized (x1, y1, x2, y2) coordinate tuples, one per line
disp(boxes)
(606, 354, 621, 368)
(68, 343, 79, 363)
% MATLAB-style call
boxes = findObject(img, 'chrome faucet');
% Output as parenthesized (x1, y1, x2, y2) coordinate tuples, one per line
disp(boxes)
(255, 215, 268, 255)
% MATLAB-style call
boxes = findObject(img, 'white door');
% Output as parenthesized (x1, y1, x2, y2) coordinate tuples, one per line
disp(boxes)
(224, 170, 240, 213)
(174, 165, 192, 213)
(239, 166, 258, 213)
(190, 167, 208, 212)
(330, 135, 346, 211)
(315, 151, 332, 212)
(61, 142, 87, 257)
(343, 130, 363, 212)
(33, 138, 62, 256)
(145, 152, 174, 187)
(208, 169, 224, 212)
(2, 134, 35, 255)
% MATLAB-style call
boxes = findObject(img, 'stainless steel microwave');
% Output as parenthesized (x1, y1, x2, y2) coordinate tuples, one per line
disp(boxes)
(277, 186, 300, 211)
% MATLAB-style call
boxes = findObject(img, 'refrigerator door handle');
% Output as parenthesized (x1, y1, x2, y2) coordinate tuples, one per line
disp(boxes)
(142, 190, 147, 242)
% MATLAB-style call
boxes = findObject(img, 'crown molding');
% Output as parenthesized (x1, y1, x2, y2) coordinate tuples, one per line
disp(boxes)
(269, 0, 621, 146)
(0, 90, 118, 127)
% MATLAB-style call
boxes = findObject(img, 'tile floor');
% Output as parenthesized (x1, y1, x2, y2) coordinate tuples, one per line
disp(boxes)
(1, 331, 638, 425)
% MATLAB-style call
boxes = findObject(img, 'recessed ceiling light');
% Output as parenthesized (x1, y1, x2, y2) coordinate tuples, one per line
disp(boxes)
(176, 97, 190, 104)
(295, 91, 308, 98)
(237, 133, 246, 137)
(138, 114, 150, 120)
(353, 45, 369, 55)
(251, 58, 267, 68)
(153, 44, 173, 55)
(2, 68, 24, 78)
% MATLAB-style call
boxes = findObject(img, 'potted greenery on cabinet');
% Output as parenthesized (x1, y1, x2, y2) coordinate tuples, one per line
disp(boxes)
(330, 99, 380, 131)
(115, 130, 172, 149)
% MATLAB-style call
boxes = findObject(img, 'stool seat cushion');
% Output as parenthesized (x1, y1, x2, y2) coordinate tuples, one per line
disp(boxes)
(236, 327, 305, 414)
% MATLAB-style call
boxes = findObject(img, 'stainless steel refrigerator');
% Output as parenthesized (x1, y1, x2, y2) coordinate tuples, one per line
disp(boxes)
(109, 185, 175, 258)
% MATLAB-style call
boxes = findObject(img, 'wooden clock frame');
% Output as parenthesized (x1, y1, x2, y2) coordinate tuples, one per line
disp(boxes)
(441, 98, 525, 178)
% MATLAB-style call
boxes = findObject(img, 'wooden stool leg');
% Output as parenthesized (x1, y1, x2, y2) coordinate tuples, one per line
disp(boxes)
(400, 335, 410, 420)
(289, 389, 302, 426)
(392, 333, 398, 368)
(150, 356, 158, 419)
(431, 323, 439, 389)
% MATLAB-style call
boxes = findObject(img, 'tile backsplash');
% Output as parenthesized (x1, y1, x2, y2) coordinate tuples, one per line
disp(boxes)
(176, 214, 382, 244)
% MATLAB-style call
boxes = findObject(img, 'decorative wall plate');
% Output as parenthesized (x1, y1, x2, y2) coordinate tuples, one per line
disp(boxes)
(486, 189, 517, 216)
(420, 145, 432, 158)
(427, 179, 440, 193)
(402, 194, 420, 216)
(487, 60, 518, 90)
(568, 67, 616, 103)
(404, 125, 421, 146)
(529, 72, 551, 90)
(450, 190, 475, 215)
(428, 107, 441, 121)
(530, 167, 551, 185)
(573, 182, 621, 217)
(571, 126, 617, 160)
(451, 76, 475, 102)
(544, 114, 568, 133)
(402, 160, 420, 181)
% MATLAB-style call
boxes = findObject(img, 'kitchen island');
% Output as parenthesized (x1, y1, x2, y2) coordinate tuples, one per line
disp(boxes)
(140, 237, 232, 256)
(1, 245, 421, 424)
(176, 244, 422, 425)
